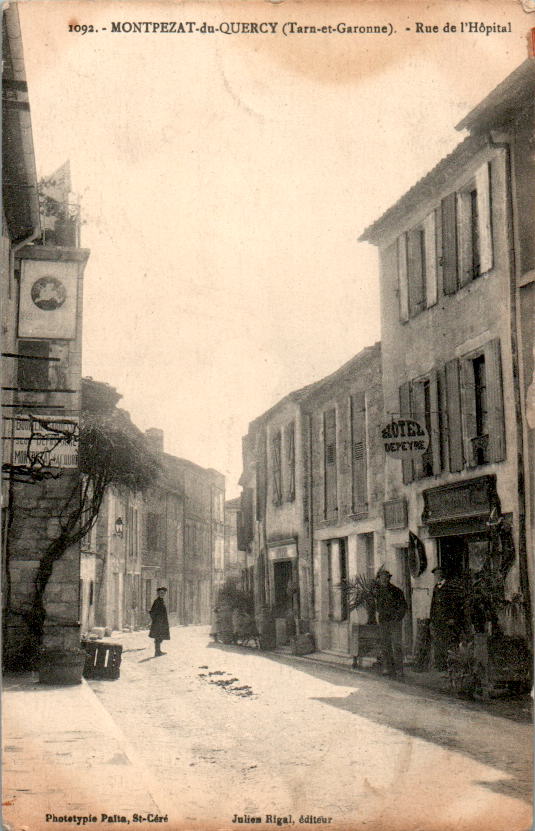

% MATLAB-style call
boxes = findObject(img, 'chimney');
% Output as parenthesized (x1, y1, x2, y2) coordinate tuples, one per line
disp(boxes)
(145, 428, 164, 454)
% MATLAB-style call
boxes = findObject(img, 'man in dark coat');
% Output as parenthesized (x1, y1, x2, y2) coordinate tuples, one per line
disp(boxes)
(429, 567, 467, 670)
(374, 569, 407, 678)
(149, 587, 170, 656)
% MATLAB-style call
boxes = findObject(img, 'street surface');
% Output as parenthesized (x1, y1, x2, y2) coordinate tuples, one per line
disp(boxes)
(89, 626, 532, 831)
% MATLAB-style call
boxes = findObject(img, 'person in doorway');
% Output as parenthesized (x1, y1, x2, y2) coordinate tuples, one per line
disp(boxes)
(149, 587, 170, 656)
(429, 566, 466, 671)
(374, 569, 407, 678)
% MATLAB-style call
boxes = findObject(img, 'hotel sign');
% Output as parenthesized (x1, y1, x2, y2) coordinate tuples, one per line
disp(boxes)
(18, 259, 78, 339)
(381, 419, 429, 460)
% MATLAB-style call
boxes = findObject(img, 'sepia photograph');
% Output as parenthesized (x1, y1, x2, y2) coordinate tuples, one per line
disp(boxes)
(2, 1, 534, 829)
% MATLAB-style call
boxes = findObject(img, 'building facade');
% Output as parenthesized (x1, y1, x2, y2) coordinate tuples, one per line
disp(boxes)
(361, 104, 530, 643)
(2, 5, 90, 667)
(300, 344, 385, 654)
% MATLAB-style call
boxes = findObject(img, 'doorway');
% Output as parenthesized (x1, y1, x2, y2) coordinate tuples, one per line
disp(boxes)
(273, 559, 293, 617)
(438, 536, 469, 579)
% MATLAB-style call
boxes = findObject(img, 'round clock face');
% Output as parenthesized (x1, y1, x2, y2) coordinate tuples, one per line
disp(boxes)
(30, 276, 67, 311)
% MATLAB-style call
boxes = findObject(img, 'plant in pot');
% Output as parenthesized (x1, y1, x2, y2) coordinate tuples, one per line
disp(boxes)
(340, 574, 379, 624)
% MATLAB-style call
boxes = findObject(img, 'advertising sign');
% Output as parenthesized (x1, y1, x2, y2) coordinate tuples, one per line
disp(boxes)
(18, 259, 78, 339)
(382, 418, 429, 460)
(12, 415, 79, 469)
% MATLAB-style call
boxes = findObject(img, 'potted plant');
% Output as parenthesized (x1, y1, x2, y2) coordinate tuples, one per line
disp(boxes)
(340, 574, 379, 624)
(38, 645, 87, 685)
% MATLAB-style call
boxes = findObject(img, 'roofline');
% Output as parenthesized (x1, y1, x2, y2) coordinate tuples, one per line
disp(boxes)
(456, 59, 535, 133)
(359, 135, 488, 245)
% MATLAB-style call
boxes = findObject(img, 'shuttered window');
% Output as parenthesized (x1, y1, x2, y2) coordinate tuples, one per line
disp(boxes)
(350, 392, 368, 513)
(398, 234, 409, 322)
(323, 408, 337, 520)
(459, 338, 505, 467)
(407, 228, 427, 316)
(445, 358, 464, 472)
(256, 432, 267, 520)
(285, 421, 295, 502)
(441, 192, 458, 295)
(271, 430, 282, 505)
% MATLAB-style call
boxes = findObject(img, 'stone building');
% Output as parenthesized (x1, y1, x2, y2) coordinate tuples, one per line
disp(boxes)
(455, 59, 535, 636)
(2, 4, 90, 667)
(360, 65, 533, 645)
(240, 346, 384, 650)
(213, 496, 247, 592)
(299, 343, 385, 655)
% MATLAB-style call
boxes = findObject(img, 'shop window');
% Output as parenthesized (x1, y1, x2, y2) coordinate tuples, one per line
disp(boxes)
(271, 429, 282, 506)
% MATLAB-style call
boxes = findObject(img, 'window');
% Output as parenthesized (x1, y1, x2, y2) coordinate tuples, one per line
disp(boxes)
(350, 392, 367, 513)
(398, 212, 437, 321)
(443, 162, 493, 294)
(17, 340, 50, 390)
(323, 408, 337, 520)
(459, 341, 505, 467)
(271, 429, 282, 505)
(400, 371, 442, 483)
(285, 421, 295, 502)
(147, 512, 160, 549)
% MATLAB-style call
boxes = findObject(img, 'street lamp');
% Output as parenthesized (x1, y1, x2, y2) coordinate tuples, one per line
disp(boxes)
(115, 517, 124, 538)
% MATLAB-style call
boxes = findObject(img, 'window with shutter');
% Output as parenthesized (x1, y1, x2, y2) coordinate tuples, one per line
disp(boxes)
(350, 392, 368, 513)
(398, 235, 409, 322)
(445, 358, 464, 472)
(441, 192, 458, 295)
(459, 339, 505, 467)
(271, 430, 282, 505)
(285, 421, 295, 502)
(407, 228, 427, 316)
(323, 408, 337, 520)
(424, 211, 438, 308)
(256, 433, 267, 520)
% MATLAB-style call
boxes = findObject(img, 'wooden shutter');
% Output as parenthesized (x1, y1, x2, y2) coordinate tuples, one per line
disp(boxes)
(438, 367, 449, 472)
(445, 358, 464, 472)
(485, 338, 506, 462)
(460, 357, 478, 468)
(271, 431, 282, 505)
(407, 229, 426, 316)
(476, 162, 493, 275)
(398, 235, 409, 322)
(351, 392, 368, 513)
(324, 408, 337, 520)
(411, 380, 426, 479)
(429, 370, 442, 475)
(399, 382, 413, 484)
(256, 432, 267, 520)
(441, 193, 458, 295)
(285, 421, 295, 501)
(424, 212, 438, 307)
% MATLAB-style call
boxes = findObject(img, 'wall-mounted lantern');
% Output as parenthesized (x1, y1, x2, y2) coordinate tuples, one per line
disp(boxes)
(115, 517, 124, 538)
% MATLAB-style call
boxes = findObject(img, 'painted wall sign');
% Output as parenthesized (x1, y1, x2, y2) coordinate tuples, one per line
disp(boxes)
(381, 418, 429, 459)
(12, 415, 79, 469)
(18, 259, 78, 339)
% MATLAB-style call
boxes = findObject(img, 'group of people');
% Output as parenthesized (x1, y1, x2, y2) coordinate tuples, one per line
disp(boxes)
(374, 566, 466, 678)
(147, 568, 466, 674)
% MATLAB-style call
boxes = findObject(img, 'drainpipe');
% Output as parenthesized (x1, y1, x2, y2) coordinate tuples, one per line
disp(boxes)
(488, 131, 532, 644)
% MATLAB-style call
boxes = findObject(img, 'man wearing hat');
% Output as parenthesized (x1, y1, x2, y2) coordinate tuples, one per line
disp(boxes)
(429, 566, 466, 670)
(374, 568, 407, 678)
(149, 587, 170, 657)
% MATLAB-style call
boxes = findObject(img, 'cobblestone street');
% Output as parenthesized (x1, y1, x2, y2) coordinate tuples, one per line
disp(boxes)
(88, 626, 532, 831)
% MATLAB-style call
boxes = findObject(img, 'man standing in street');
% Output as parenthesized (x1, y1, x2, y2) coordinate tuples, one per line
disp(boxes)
(429, 566, 466, 671)
(149, 587, 170, 657)
(374, 568, 407, 679)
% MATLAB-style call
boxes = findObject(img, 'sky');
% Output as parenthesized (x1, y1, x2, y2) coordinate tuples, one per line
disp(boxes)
(18, 0, 530, 495)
